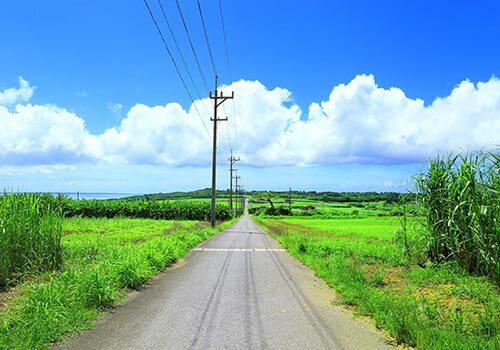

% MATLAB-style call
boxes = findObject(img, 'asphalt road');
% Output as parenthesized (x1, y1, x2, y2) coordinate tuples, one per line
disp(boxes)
(54, 215, 392, 350)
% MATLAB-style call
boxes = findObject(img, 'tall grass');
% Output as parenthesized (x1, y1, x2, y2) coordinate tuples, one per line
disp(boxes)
(415, 150, 499, 282)
(0, 193, 62, 289)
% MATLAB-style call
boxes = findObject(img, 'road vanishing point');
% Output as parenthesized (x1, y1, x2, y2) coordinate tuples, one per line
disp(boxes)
(54, 215, 393, 350)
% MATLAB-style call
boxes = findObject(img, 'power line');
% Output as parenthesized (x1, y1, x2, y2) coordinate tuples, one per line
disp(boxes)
(156, 0, 211, 119)
(218, 0, 232, 83)
(217, 0, 238, 148)
(175, 0, 210, 92)
(196, 0, 218, 76)
(156, 0, 204, 102)
(143, 0, 210, 138)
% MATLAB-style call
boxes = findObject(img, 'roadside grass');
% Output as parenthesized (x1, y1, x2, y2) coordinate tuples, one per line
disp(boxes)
(0, 217, 233, 350)
(255, 217, 499, 349)
(0, 193, 63, 289)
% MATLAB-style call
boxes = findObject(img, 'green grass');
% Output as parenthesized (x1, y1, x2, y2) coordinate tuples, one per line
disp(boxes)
(415, 150, 499, 281)
(256, 216, 499, 349)
(0, 193, 63, 289)
(280, 216, 407, 239)
(248, 197, 410, 217)
(0, 217, 232, 350)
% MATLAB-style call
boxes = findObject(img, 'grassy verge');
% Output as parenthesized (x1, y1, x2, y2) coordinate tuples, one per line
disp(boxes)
(0, 193, 63, 289)
(255, 216, 499, 349)
(0, 217, 233, 349)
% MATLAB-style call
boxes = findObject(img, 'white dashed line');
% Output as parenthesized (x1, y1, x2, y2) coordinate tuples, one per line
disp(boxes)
(193, 248, 285, 252)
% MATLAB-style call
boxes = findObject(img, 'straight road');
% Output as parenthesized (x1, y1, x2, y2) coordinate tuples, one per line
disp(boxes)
(55, 215, 392, 350)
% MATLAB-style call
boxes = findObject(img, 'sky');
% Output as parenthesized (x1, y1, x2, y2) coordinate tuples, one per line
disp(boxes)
(0, 0, 499, 193)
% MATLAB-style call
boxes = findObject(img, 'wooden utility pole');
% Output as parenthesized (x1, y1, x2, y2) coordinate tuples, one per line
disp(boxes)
(234, 174, 240, 215)
(288, 187, 292, 212)
(228, 150, 240, 211)
(209, 75, 234, 227)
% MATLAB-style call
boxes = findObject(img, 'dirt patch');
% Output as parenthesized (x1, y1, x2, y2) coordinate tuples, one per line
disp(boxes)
(384, 266, 408, 286)
(194, 221, 210, 230)
(163, 222, 185, 236)
(256, 219, 323, 237)
(0, 288, 21, 311)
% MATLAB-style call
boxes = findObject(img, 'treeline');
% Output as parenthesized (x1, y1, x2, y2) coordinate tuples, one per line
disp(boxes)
(125, 189, 414, 203)
(124, 188, 230, 200)
(249, 190, 415, 203)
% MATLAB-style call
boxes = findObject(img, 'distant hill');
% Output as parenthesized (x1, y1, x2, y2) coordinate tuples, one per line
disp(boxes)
(124, 189, 413, 203)
(123, 188, 230, 200)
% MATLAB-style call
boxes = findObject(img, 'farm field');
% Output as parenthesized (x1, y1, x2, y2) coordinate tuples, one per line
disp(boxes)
(255, 216, 500, 349)
(0, 217, 233, 349)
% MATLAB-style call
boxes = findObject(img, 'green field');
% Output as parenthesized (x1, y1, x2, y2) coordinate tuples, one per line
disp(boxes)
(279, 216, 406, 238)
(256, 216, 499, 349)
(0, 217, 233, 349)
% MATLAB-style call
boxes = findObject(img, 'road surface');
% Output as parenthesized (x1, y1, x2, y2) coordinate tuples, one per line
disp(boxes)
(55, 215, 392, 350)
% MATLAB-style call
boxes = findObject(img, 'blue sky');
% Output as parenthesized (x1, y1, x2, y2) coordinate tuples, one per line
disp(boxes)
(0, 1, 499, 193)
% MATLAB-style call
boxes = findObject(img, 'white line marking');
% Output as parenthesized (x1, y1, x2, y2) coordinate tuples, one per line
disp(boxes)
(193, 248, 285, 252)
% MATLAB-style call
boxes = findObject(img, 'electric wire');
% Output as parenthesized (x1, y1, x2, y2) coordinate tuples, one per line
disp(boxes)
(156, 0, 212, 118)
(217, 0, 238, 149)
(143, 0, 210, 138)
(218, 0, 232, 83)
(156, 0, 204, 102)
(175, 0, 211, 92)
(196, 0, 218, 76)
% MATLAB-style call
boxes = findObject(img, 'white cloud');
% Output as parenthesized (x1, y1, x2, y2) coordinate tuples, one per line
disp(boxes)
(0, 75, 498, 168)
(0, 103, 95, 165)
(278, 74, 500, 165)
(0, 77, 35, 105)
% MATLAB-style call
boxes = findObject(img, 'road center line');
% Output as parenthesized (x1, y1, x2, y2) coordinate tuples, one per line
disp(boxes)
(193, 248, 285, 252)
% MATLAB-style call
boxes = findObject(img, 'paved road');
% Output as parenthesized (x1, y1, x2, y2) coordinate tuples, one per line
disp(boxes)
(55, 215, 392, 350)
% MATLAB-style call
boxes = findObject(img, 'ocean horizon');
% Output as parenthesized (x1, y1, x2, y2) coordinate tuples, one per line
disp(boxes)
(53, 192, 137, 200)
(0, 192, 138, 200)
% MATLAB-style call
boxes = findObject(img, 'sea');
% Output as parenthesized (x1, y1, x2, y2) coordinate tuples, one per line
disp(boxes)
(52, 192, 137, 200)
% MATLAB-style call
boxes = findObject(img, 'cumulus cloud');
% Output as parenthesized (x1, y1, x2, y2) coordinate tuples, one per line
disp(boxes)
(0, 103, 95, 165)
(0, 77, 35, 105)
(0, 75, 498, 167)
(277, 74, 500, 165)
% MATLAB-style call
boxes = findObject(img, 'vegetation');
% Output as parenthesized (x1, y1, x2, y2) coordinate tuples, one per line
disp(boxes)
(256, 216, 499, 349)
(0, 193, 63, 289)
(253, 150, 499, 349)
(0, 218, 232, 349)
(59, 197, 231, 221)
(123, 188, 231, 200)
(415, 150, 499, 282)
(0, 192, 231, 289)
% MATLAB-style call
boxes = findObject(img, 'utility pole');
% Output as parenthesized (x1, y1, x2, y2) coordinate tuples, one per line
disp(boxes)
(288, 187, 292, 212)
(240, 186, 245, 213)
(228, 150, 240, 211)
(234, 175, 240, 215)
(209, 75, 234, 227)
